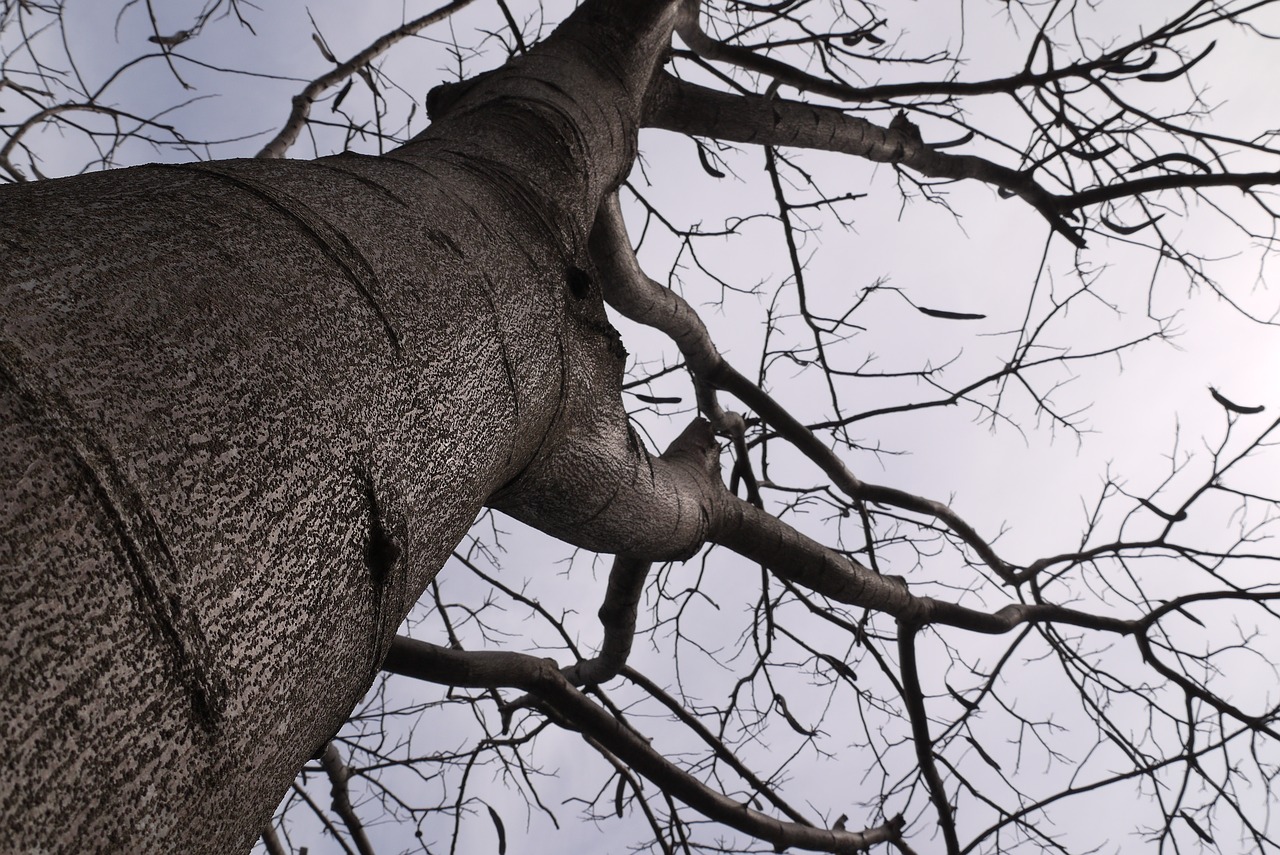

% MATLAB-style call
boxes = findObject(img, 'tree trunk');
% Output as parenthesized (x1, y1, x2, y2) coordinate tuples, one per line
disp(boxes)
(0, 0, 684, 849)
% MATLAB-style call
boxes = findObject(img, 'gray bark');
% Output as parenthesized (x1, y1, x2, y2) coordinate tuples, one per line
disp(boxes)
(0, 0, 692, 850)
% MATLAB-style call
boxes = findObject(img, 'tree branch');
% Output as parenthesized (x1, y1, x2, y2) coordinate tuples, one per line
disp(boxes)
(257, 0, 475, 159)
(384, 636, 907, 853)
(897, 625, 959, 855)
(319, 742, 378, 855)
(591, 192, 1021, 583)
(644, 73, 1075, 247)
(645, 73, 1280, 248)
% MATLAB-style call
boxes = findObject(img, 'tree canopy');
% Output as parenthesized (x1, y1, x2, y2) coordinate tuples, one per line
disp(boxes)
(4, 1, 1280, 853)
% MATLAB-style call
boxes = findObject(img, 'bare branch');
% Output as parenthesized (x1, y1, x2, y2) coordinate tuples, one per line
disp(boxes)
(257, 0, 476, 159)
(320, 742, 378, 855)
(384, 637, 907, 853)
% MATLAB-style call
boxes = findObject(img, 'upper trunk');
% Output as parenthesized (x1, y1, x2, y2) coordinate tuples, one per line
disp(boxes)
(0, 0, 682, 850)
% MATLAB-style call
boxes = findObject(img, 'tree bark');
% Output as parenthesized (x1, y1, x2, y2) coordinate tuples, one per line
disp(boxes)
(0, 0, 687, 850)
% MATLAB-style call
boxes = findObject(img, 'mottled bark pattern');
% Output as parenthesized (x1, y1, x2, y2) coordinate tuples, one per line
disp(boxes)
(0, 150, 556, 850)
(0, 0, 691, 849)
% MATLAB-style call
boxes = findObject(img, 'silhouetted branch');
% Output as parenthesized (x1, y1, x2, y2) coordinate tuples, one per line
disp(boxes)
(384, 636, 908, 853)
(257, 0, 475, 158)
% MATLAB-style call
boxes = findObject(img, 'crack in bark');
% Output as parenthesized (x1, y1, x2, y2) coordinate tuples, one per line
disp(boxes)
(156, 162, 404, 353)
(477, 272, 523, 467)
(358, 468, 407, 686)
(0, 339, 226, 728)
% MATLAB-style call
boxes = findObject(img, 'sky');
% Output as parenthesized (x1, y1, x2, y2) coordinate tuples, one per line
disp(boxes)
(4, 0, 1280, 852)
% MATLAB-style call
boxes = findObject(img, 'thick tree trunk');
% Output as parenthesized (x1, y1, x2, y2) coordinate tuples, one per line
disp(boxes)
(0, 0, 685, 849)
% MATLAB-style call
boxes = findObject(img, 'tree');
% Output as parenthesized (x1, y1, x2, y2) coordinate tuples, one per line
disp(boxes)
(3, 0, 1280, 852)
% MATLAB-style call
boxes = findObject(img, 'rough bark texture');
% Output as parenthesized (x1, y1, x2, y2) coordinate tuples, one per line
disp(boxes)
(0, 0, 689, 850)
